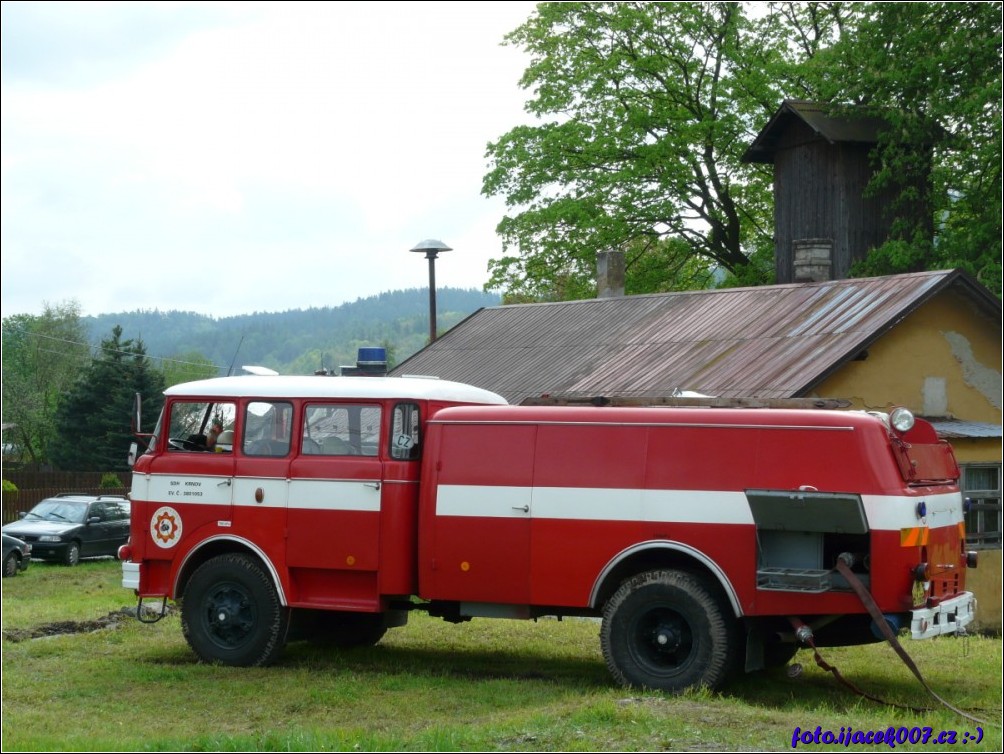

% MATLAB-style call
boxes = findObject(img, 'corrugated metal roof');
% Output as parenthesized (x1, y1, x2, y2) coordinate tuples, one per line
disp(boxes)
(390, 270, 999, 406)
(927, 419, 1003, 440)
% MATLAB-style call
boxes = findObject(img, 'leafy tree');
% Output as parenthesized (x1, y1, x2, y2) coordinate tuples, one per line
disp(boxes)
(1, 302, 90, 468)
(794, 1, 1002, 294)
(482, 2, 790, 300)
(484, 1, 1002, 300)
(49, 326, 166, 471)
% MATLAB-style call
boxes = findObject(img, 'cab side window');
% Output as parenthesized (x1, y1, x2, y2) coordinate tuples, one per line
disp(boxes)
(390, 403, 421, 460)
(167, 401, 237, 452)
(302, 404, 381, 457)
(243, 401, 293, 457)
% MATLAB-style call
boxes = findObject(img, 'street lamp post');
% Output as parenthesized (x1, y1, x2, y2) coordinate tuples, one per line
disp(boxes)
(409, 238, 452, 343)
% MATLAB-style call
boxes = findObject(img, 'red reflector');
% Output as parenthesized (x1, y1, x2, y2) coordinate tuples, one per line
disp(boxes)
(117, 544, 132, 561)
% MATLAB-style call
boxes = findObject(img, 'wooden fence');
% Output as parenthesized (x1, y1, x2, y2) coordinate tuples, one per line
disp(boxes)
(2, 471, 129, 524)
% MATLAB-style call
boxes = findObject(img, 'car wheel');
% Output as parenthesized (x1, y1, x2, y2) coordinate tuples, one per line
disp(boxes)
(601, 569, 738, 693)
(181, 553, 289, 666)
(64, 541, 81, 566)
(3, 552, 18, 578)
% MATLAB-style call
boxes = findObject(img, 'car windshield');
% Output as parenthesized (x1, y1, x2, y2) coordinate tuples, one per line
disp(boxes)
(26, 500, 87, 524)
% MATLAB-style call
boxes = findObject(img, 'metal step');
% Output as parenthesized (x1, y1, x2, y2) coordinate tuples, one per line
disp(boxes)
(757, 567, 832, 593)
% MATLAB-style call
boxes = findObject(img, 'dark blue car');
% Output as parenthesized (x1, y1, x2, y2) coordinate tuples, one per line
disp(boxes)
(2, 494, 130, 566)
(3, 533, 31, 576)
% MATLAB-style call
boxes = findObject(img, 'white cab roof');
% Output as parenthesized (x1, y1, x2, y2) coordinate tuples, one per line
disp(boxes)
(164, 375, 508, 405)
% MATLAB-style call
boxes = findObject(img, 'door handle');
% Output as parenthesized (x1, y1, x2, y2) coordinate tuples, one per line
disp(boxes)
(364, 482, 381, 491)
(512, 505, 529, 513)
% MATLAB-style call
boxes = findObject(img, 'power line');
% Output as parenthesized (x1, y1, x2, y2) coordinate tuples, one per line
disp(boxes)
(1, 324, 226, 371)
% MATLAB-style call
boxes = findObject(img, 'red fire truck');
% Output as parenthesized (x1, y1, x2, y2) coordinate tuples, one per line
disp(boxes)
(122, 369, 976, 692)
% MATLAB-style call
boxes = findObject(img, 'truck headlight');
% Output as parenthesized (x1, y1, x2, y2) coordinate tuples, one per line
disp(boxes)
(890, 407, 915, 432)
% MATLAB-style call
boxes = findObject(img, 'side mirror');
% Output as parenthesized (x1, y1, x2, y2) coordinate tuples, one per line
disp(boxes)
(127, 442, 138, 468)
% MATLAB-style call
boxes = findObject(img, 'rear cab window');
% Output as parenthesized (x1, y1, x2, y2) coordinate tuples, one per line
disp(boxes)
(302, 404, 381, 457)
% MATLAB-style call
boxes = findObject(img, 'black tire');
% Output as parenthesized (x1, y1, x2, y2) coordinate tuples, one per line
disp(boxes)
(181, 554, 289, 666)
(601, 569, 738, 693)
(3, 552, 18, 577)
(63, 541, 81, 566)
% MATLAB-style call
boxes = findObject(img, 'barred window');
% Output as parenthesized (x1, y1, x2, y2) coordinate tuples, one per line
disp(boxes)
(962, 464, 1002, 550)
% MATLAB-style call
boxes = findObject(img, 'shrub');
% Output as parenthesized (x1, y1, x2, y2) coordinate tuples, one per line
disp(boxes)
(1, 479, 17, 492)
(100, 472, 123, 489)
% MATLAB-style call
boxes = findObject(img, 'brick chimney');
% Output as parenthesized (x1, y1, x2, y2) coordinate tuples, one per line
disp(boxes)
(792, 239, 833, 283)
(597, 250, 625, 298)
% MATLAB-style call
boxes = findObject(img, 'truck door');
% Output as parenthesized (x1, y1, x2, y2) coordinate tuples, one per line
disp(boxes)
(428, 422, 535, 605)
(144, 400, 237, 554)
(287, 403, 384, 584)
(378, 402, 424, 595)
(233, 400, 292, 556)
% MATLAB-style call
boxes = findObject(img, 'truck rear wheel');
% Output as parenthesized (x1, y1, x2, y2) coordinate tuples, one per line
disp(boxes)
(601, 569, 738, 693)
(181, 554, 289, 666)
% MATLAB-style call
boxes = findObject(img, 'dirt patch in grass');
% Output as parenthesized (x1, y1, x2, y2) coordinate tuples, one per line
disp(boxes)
(3, 603, 176, 642)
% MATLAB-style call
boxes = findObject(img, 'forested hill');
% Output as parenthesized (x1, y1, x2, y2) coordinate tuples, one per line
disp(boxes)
(82, 287, 500, 376)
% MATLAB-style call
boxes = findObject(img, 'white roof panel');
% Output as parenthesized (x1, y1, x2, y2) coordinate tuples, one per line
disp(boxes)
(164, 375, 508, 405)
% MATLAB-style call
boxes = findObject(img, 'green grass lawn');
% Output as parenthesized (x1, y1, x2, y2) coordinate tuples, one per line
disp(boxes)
(2, 559, 1001, 751)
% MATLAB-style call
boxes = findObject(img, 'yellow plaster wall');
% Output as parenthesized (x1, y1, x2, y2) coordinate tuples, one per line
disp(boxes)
(813, 288, 1001, 423)
(948, 438, 1002, 465)
(813, 287, 1002, 633)
(969, 551, 1002, 635)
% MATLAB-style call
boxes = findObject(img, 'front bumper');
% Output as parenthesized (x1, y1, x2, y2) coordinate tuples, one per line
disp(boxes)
(28, 542, 70, 561)
(911, 591, 976, 639)
(122, 561, 140, 590)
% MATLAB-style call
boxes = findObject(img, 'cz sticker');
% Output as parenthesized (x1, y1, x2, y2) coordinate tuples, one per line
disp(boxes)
(151, 506, 183, 548)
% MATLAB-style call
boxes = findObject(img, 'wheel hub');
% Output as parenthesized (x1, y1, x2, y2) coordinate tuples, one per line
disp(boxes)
(205, 587, 253, 646)
(654, 623, 682, 651)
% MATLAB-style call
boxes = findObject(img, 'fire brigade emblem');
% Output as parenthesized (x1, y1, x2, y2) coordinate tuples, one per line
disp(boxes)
(151, 506, 182, 548)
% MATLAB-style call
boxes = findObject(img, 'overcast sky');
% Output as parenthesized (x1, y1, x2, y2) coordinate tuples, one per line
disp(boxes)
(1, 1, 538, 319)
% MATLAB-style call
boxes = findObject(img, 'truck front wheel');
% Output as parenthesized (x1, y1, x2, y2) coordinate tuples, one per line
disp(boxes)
(181, 554, 289, 666)
(601, 569, 738, 693)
